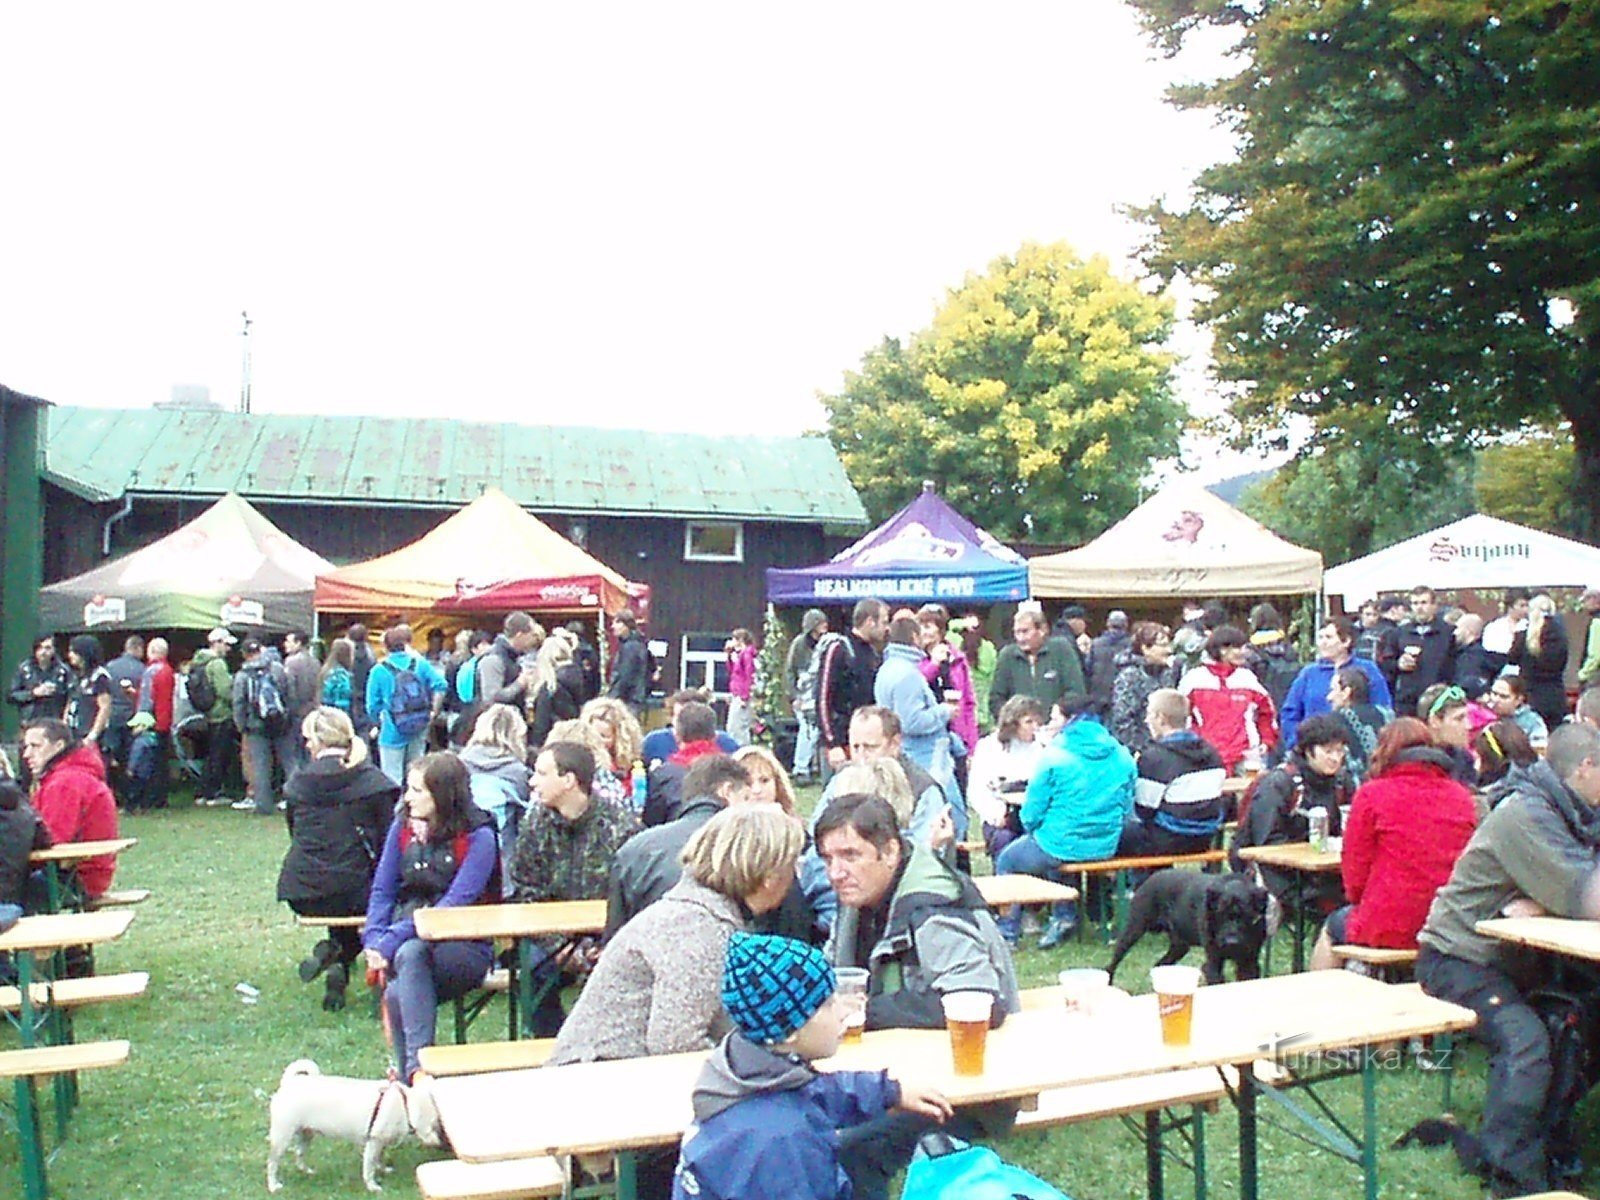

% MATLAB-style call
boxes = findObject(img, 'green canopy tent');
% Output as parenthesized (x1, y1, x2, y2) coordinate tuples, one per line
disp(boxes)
(38, 492, 333, 634)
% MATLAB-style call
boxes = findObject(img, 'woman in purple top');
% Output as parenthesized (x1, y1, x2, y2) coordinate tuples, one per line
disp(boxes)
(725, 629, 759, 746)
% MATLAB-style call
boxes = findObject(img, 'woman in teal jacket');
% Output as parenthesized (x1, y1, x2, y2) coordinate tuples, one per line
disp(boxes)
(994, 694, 1136, 947)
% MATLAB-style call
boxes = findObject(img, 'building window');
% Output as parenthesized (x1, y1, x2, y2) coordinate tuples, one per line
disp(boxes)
(681, 632, 732, 695)
(684, 521, 743, 563)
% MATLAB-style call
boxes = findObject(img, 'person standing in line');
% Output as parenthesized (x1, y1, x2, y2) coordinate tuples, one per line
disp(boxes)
(8, 634, 73, 727)
(784, 608, 828, 782)
(815, 599, 888, 782)
(132, 637, 176, 810)
(365, 624, 448, 786)
(232, 637, 297, 815)
(102, 634, 146, 797)
(189, 628, 238, 805)
(606, 609, 651, 717)
(282, 630, 321, 759)
(1392, 586, 1457, 717)
(64, 636, 113, 756)
(725, 628, 759, 746)
(1509, 592, 1571, 731)
(1575, 586, 1600, 693)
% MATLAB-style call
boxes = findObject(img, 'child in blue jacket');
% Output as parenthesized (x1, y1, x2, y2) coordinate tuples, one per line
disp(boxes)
(673, 933, 953, 1200)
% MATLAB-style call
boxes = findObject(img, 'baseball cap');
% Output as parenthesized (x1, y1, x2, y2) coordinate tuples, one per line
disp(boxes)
(208, 627, 237, 645)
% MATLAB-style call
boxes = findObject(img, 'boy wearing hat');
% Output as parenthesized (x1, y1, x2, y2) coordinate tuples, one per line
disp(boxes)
(674, 933, 951, 1200)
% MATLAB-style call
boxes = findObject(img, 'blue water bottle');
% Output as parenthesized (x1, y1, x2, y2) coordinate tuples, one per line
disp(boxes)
(631, 760, 647, 812)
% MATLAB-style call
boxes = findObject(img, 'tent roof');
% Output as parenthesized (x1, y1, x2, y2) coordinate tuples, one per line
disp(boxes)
(1029, 482, 1323, 598)
(1323, 513, 1600, 598)
(314, 487, 639, 612)
(765, 485, 1029, 605)
(39, 492, 333, 632)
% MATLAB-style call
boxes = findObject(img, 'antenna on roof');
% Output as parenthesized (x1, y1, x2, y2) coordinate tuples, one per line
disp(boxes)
(239, 311, 253, 415)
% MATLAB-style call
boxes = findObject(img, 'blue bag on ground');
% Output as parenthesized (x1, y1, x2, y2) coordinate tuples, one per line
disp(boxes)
(901, 1137, 1072, 1200)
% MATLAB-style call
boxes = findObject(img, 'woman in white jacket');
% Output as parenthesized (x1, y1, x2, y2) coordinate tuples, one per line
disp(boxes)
(967, 694, 1049, 860)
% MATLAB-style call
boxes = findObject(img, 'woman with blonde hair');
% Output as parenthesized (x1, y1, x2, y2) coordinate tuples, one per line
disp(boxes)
(732, 744, 797, 815)
(580, 696, 645, 777)
(1510, 591, 1570, 729)
(529, 635, 586, 751)
(277, 706, 398, 1010)
(460, 704, 533, 873)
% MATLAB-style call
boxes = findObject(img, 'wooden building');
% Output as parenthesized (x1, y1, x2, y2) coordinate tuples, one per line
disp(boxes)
(39, 406, 866, 690)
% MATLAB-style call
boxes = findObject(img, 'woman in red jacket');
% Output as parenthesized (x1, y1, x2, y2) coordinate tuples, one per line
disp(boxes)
(1309, 717, 1478, 969)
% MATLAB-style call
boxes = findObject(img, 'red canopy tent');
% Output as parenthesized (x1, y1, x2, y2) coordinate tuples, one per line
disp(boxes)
(313, 488, 648, 621)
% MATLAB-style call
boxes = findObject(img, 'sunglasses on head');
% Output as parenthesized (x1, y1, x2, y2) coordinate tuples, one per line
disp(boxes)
(1428, 686, 1467, 720)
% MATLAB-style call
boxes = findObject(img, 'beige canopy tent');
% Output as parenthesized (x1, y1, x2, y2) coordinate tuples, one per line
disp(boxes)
(1028, 481, 1323, 598)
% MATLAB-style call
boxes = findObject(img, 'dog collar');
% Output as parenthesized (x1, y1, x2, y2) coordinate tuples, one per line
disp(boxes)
(368, 1079, 409, 1136)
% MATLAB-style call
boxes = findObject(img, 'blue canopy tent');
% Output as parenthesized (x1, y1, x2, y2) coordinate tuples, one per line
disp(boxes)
(765, 483, 1029, 606)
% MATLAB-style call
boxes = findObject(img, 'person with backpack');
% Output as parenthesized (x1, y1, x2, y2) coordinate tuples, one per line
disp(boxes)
(364, 623, 448, 785)
(188, 628, 238, 806)
(1277, 616, 1392, 753)
(816, 599, 889, 782)
(232, 636, 297, 815)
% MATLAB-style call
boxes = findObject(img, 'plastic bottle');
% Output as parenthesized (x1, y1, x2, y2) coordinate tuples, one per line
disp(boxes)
(631, 760, 648, 812)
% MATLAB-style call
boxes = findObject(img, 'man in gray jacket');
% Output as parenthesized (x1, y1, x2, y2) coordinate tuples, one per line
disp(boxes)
(1417, 722, 1600, 1197)
(232, 637, 296, 816)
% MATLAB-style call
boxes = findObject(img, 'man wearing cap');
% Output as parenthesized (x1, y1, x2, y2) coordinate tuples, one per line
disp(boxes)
(1086, 610, 1131, 717)
(785, 608, 828, 782)
(1577, 588, 1600, 692)
(190, 628, 238, 805)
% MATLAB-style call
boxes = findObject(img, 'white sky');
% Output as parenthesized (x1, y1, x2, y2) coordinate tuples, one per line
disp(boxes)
(1, 2, 1262, 476)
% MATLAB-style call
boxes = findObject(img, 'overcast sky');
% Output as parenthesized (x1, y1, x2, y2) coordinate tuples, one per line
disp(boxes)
(2, 3, 1249, 467)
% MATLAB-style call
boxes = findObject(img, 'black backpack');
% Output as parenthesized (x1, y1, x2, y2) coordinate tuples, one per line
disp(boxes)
(1528, 984, 1600, 1161)
(187, 661, 218, 712)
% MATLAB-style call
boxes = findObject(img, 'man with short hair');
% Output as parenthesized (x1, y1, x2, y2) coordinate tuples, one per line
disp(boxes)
(988, 607, 1087, 721)
(1086, 611, 1131, 716)
(21, 718, 119, 899)
(102, 634, 146, 795)
(131, 637, 176, 811)
(785, 608, 828, 782)
(1486, 675, 1550, 747)
(190, 628, 238, 805)
(1393, 586, 1457, 716)
(816, 599, 889, 776)
(346, 622, 376, 735)
(365, 624, 447, 784)
(282, 630, 320, 731)
(507, 741, 640, 1035)
(1119, 689, 1226, 858)
(1278, 616, 1392, 750)
(1418, 723, 1600, 1196)
(232, 637, 297, 815)
(640, 689, 739, 766)
(643, 700, 727, 826)
(564, 620, 602, 703)
(1576, 686, 1600, 730)
(7, 634, 72, 725)
(1418, 682, 1478, 785)
(1482, 588, 1532, 659)
(1576, 587, 1600, 692)
(479, 611, 542, 711)
(605, 754, 751, 938)
(1366, 596, 1412, 691)
(821, 707, 948, 846)
(605, 609, 650, 715)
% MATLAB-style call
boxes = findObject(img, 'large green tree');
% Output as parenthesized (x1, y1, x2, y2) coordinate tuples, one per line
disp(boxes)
(822, 242, 1184, 543)
(1127, 1, 1600, 537)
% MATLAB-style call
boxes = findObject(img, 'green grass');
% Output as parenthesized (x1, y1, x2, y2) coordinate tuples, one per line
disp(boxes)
(0, 783, 1577, 1198)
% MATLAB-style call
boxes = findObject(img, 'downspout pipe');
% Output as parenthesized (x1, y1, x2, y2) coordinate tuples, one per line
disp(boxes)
(101, 494, 134, 556)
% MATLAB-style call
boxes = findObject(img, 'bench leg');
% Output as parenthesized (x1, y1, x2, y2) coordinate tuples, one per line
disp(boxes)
(1145, 1108, 1165, 1200)
(1191, 1103, 1207, 1200)
(1361, 1050, 1379, 1200)
(1237, 1061, 1258, 1200)
(15, 1075, 48, 1200)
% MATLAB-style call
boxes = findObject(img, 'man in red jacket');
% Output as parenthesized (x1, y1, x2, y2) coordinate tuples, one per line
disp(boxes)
(20, 718, 119, 899)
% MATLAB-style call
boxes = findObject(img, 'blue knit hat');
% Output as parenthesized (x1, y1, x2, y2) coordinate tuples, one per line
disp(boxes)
(721, 933, 836, 1045)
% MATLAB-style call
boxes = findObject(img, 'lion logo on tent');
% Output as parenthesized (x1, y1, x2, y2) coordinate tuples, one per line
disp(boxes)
(1162, 510, 1206, 545)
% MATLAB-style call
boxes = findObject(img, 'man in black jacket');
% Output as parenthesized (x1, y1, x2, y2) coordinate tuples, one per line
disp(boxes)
(1393, 586, 1456, 716)
(816, 599, 888, 779)
(8, 635, 73, 725)
(605, 609, 651, 716)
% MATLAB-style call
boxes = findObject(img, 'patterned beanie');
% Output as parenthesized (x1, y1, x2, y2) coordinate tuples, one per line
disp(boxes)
(721, 933, 836, 1045)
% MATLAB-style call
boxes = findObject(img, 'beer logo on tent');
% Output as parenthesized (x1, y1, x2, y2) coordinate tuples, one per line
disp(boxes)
(854, 523, 964, 567)
(1162, 511, 1205, 545)
(84, 595, 127, 627)
(220, 595, 265, 625)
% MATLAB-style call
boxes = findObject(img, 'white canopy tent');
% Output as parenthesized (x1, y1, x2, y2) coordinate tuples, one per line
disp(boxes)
(1029, 481, 1323, 598)
(1323, 514, 1600, 602)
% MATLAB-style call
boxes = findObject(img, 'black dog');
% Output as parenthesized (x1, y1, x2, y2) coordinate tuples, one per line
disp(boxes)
(1105, 869, 1269, 986)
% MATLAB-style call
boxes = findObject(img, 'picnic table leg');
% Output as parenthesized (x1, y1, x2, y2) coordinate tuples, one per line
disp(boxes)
(1236, 1061, 1259, 1200)
(1437, 1032, 1454, 1111)
(1191, 1103, 1207, 1200)
(15, 1075, 49, 1200)
(1361, 1051, 1378, 1200)
(1144, 1108, 1165, 1200)
(615, 1149, 638, 1200)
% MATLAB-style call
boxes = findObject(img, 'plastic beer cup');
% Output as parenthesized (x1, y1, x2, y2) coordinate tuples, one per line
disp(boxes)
(836, 968, 869, 1043)
(1058, 968, 1110, 1015)
(941, 991, 993, 1075)
(1151, 965, 1202, 1047)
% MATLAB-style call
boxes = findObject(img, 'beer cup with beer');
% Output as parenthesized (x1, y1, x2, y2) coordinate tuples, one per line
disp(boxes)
(941, 990, 993, 1075)
(1151, 965, 1202, 1047)
(836, 968, 869, 1043)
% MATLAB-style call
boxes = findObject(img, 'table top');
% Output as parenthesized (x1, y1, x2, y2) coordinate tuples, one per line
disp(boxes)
(0, 909, 135, 953)
(971, 874, 1078, 908)
(1236, 842, 1342, 872)
(431, 968, 1475, 1163)
(30, 837, 138, 864)
(413, 899, 607, 942)
(1476, 916, 1600, 962)
(1220, 777, 1251, 797)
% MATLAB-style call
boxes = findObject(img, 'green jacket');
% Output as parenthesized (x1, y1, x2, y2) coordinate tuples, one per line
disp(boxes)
(988, 636, 1086, 721)
(189, 648, 234, 724)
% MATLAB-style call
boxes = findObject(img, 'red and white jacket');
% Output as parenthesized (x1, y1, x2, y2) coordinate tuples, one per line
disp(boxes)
(1178, 660, 1278, 773)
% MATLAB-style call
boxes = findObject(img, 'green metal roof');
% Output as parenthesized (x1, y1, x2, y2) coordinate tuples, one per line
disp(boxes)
(42, 406, 867, 525)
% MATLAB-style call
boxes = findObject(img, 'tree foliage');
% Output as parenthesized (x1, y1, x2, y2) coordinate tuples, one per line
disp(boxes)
(1127, 0, 1600, 538)
(822, 243, 1185, 543)
(1238, 437, 1475, 566)
(1475, 428, 1574, 534)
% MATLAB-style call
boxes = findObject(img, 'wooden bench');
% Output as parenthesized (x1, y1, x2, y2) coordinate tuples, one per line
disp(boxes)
(1, 1040, 131, 1200)
(0, 972, 150, 1015)
(420, 1037, 556, 1077)
(1332, 945, 1418, 980)
(1054, 850, 1230, 942)
(86, 888, 150, 910)
(416, 1156, 565, 1199)
(295, 914, 364, 929)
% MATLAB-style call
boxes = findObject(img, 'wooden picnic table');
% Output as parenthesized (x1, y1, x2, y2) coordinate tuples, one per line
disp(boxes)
(1476, 916, 1600, 966)
(970, 874, 1078, 908)
(414, 900, 607, 1039)
(429, 969, 1474, 1200)
(1237, 841, 1343, 973)
(28, 838, 139, 915)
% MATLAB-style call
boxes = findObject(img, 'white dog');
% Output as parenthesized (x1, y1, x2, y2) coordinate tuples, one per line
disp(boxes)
(266, 1059, 443, 1192)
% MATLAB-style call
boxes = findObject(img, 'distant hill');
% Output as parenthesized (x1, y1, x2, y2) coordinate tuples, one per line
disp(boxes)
(1207, 470, 1274, 507)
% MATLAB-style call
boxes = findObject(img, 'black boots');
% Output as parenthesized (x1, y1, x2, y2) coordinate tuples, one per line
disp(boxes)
(298, 938, 338, 983)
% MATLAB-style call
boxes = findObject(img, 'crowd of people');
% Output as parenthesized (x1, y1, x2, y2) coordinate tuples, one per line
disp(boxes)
(9, 582, 1600, 1198)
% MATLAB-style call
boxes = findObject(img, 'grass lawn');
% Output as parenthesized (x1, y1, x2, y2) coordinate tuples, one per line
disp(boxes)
(0, 781, 1571, 1199)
